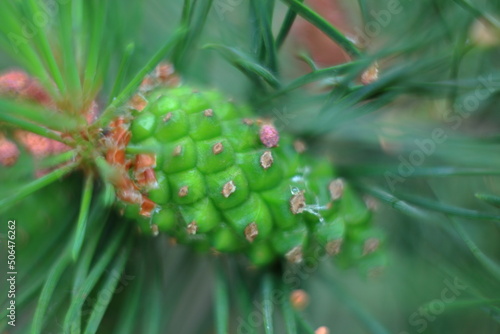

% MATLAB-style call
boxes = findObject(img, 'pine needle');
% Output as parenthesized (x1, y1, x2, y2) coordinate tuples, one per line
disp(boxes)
(83, 244, 131, 334)
(262, 273, 274, 334)
(63, 225, 128, 332)
(215, 261, 229, 334)
(0, 162, 78, 212)
(113, 261, 145, 334)
(449, 217, 500, 280)
(30, 250, 72, 334)
(108, 42, 136, 106)
(0, 98, 80, 132)
(204, 44, 281, 89)
(95, 26, 188, 130)
(279, 0, 362, 58)
(71, 174, 94, 261)
(281, 290, 297, 334)
(276, 0, 304, 48)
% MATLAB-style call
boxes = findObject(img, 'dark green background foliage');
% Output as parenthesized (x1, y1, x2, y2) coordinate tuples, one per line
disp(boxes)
(0, 0, 500, 333)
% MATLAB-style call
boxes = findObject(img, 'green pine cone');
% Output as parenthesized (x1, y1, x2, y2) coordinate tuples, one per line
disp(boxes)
(113, 83, 384, 268)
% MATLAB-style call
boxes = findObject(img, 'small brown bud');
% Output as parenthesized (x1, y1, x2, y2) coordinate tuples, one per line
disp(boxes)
(203, 109, 214, 117)
(260, 124, 280, 148)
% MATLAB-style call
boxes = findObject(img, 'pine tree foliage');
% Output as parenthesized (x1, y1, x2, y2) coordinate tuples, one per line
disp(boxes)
(0, 0, 499, 333)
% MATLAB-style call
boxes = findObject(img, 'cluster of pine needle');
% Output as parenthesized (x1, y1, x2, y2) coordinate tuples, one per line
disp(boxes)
(0, 0, 499, 333)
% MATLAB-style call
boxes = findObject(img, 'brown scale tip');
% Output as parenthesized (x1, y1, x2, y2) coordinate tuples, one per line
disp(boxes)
(140, 197, 156, 217)
(135, 168, 159, 191)
(163, 112, 173, 122)
(155, 62, 180, 86)
(139, 76, 156, 92)
(290, 190, 306, 214)
(293, 140, 307, 154)
(315, 326, 330, 334)
(212, 142, 224, 155)
(260, 151, 273, 169)
(118, 187, 143, 205)
(222, 180, 236, 198)
(178, 186, 189, 197)
(285, 246, 303, 263)
(172, 145, 183, 156)
(187, 221, 198, 235)
(135, 154, 156, 169)
(363, 238, 380, 256)
(130, 94, 148, 111)
(328, 178, 344, 201)
(290, 289, 309, 310)
(326, 239, 343, 256)
(244, 222, 259, 242)
(203, 109, 214, 117)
